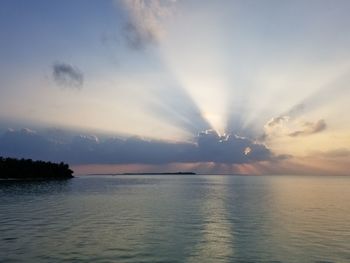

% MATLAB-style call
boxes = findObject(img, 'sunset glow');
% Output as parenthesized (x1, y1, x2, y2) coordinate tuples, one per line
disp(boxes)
(1, 0, 350, 175)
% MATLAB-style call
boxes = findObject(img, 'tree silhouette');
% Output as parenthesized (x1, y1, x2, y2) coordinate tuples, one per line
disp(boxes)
(0, 157, 73, 180)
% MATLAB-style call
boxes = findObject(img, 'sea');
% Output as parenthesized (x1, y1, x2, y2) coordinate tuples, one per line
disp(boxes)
(0, 175, 349, 262)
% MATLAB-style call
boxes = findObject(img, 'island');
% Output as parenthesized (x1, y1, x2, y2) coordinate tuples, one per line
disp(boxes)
(0, 157, 74, 180)
(87, 172, 197, 176)
(122, 172, 196, 175)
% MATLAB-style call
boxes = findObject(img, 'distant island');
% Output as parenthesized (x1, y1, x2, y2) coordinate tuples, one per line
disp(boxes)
(88, 172, 197, 176)
(0, 157, 74, 180)
(122, 172, 196, 175)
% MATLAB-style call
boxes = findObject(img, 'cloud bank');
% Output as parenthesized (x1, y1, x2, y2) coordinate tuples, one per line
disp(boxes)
(52, 62, 84, 89)
(0, 128, 278, 165)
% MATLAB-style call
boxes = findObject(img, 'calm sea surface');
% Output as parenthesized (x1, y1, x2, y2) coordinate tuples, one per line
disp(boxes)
(0, 175, 349, 262)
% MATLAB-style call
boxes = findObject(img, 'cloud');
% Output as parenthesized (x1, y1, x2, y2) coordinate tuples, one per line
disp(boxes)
(52, 62, 84, 89)
(288, 119, 326, 137)
(264, 115, 326, 139)
(0, 128, 57, 160)
(261, 91, 327, 140)
(195, 130, 275, 163)
(0, 128, 278, 165)
(265, 116, 290, 128)
(117, 0, 177, 49)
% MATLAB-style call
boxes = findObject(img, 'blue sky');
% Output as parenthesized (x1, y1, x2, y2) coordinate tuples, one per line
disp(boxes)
(1, 0, 350, 175)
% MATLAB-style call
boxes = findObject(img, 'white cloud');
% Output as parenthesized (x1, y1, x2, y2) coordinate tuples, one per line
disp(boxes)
(264, 116, 326, 138)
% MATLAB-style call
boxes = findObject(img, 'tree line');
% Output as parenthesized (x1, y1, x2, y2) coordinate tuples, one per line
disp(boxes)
(0, 157, 73, 180)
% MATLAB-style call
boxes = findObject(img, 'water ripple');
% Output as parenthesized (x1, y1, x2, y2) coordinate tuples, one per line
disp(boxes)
(0, 175, 349, 262)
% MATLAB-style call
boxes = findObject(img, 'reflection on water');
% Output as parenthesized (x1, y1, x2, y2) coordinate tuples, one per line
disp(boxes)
(0, 180, 72, 195)
(0, 175, 350, 262)
(187, 176, 234, 262)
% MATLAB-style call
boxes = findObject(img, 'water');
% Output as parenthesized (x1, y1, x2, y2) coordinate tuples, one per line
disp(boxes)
(0, 175, 349, 262)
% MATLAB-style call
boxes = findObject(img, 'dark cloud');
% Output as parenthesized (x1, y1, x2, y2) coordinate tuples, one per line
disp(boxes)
(289, 119, 326, 137)
(0, 128, 59, 160)
(52, 62, 84, 89)
(0, 128, 278, 165)
(195, 130, 274, 163)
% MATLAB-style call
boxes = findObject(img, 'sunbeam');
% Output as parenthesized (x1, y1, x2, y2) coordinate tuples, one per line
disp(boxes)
(0, 0, 350, 175)
(159, 5, 231, 135)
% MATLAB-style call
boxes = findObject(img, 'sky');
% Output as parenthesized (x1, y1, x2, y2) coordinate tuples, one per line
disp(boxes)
(0, 0, 350, 175)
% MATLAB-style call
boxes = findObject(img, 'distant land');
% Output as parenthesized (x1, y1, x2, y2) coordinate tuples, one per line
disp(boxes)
(122, 172, 196, 175)
(0, 157, 74, 180)
(88, 172, 196, 176)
